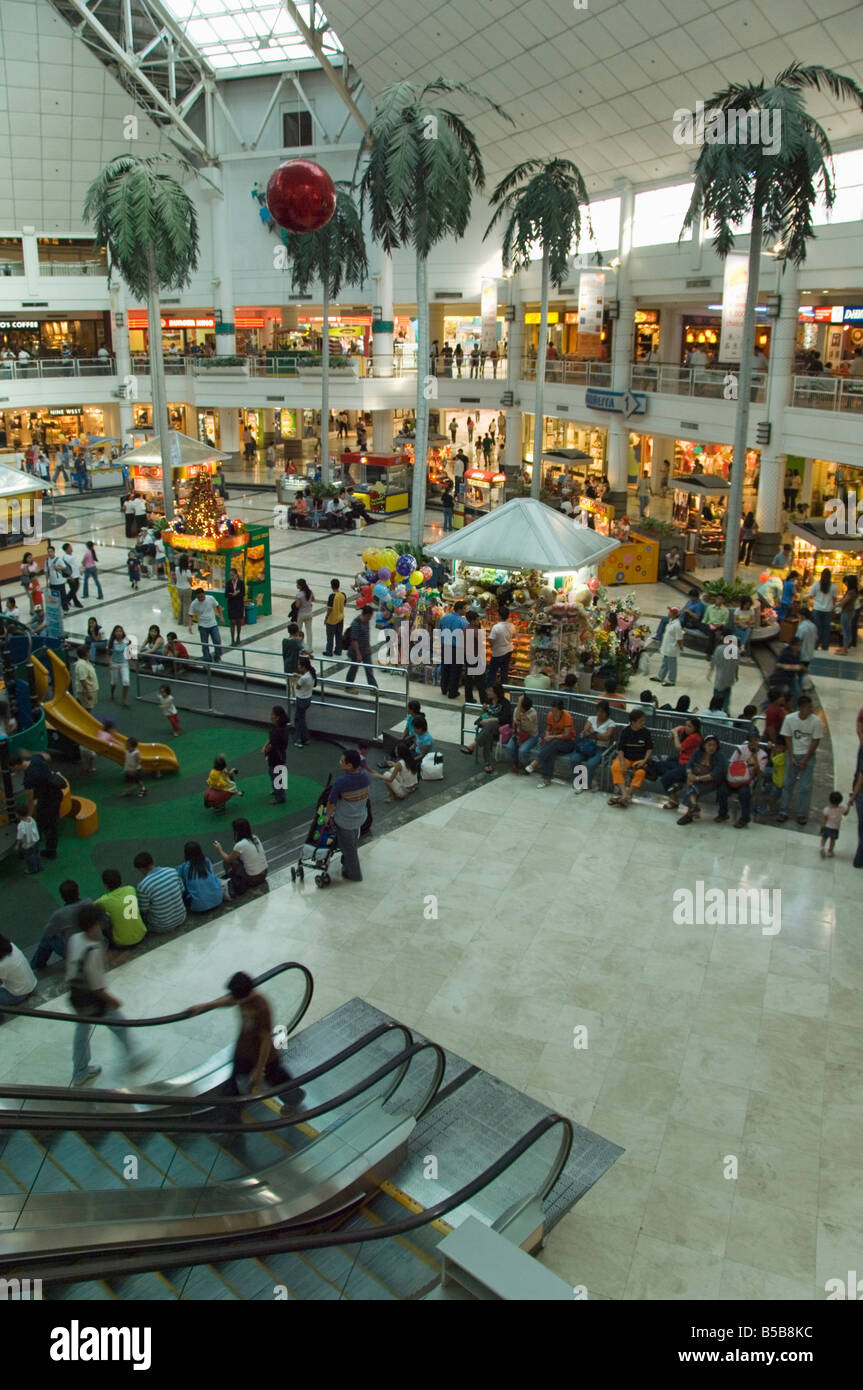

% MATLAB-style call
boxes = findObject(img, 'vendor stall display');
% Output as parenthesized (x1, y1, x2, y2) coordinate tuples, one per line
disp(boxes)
(163, 472, 272, 620)
(124, 430, 230, 516)
(464, 468, 506, 513)
(670, 472, 730, 569)
(575, 496, 658, 585)
(341, 452, 410, 514)
(0, 464, 50, 582)
(789, 520, 863, 589)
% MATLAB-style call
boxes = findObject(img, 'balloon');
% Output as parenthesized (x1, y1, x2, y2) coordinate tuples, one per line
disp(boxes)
(266, 159, 336, 233)
(587, 577, 600, 594)
(377, 567, 391, 581)
(396, 554, 416, 577)
(410, 570, 424, 587)
(379, 548, 398, 570)
(395, 604, 410, 617)
(759, 571, 771, 583)
(373, 582, 390, 599)
(362, 548, 378, 566)
(421, 565, 432, 580)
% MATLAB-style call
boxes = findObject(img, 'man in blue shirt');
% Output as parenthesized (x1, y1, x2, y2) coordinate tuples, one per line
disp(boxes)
(680, 589, 706, 630)
(326, 750, 371, 881)
(777, 570, 799, 622)
(438, 601, 468, 699)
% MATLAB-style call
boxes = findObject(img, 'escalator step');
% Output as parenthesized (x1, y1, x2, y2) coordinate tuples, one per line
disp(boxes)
(253, 1250, 351, 1302)
(338, 1229, 439, 1300)
(47, 1279, 118, 1301)
(171, 1263, 247, 1301)
(28, 1132, 128, 1193)
(110, 1271, 183, 1301)
(208, 1258, 278, 1301)
(88, 1133, 172, 1188)
(278, 1243, 397, 1301)
(0, 1132, 58, 1192)
(366, 1192, 446, 1260)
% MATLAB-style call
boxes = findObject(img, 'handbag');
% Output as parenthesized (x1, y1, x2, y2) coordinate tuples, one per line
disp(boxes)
(574, 736, 598, 759)
(497, 723, 513, 743)
(422, 752, 444, 781)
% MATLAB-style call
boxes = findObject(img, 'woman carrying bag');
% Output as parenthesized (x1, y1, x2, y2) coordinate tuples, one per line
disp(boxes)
(226, 564, 245, 647)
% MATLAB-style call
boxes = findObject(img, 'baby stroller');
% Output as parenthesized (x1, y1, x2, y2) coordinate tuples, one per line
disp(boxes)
(291, 775, 337, 887)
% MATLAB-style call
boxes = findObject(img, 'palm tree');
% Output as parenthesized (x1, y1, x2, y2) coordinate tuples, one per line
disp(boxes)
(356, 80, 511, 551)
(84, 153, 199, 509)
(485, 159, 592, 499)
(682, 64, 863, 582)
(281, 185, 368, 487)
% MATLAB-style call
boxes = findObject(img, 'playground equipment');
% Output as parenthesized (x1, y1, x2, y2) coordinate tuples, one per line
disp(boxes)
(31, 651, 180, 776)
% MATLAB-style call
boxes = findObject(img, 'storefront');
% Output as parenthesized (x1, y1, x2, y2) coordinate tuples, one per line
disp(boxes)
(796, 304, 863, 371)
(0, 405, 106, 448)
(341, 452, 410, 513)
(633, 310, 661, 359)
(789, 520, 863, 593)
(0, 312, 110, 358)
(674, 438, 760, 491)
(464, 468, 506, 513)
(127, 311, 217, 356)
(198, 410, 219, 447)
(129, 404, 188, 436)
(670, 473, 732, 568)
(523, 417, 608, 491)
(682, 313, 771, 365)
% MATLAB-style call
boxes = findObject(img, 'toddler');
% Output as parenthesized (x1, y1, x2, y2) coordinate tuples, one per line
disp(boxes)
(820, 791, 844, 859)
(757, 735, 786, 817)
(122, 737, 147, 798)
(16, 812, 41, 874)
(159, 684, 181, 737)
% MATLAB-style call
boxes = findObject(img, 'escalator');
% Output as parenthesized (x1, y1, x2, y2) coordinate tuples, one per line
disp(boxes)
(0, 965, 574, 1300)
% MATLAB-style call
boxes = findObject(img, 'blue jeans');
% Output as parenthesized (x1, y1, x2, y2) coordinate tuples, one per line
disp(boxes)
(536, 738, 576, 780)
(570, 748, 603, 787)
(658, 761, 687, 795)
(780, 757, 815, 819)
(504, 734, 539, 766)
(713, 685, 732, 713)
(199, 624, 222, 663)
(487, 652, 511, 686)
(840, 610, 854, 646)
(443, 508, 453, 531)
(293, 697, 311, 744)
(854, 793, 863, 868)
(734, 626, 751, 653)
(657, 654, 677, 683)
(813, 610, 832, 649)
(72, 1008, 139, 1080)
(335, 823, 362, 880)
(0, 984, 33, 1012)
(31, 932, 66, 967)
(21, 845, 42, 874)
(83, 567, 103, 599)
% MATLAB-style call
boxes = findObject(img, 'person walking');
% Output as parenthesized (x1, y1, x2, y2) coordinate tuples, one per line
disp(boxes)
(637, 471, 650, 519)
(189, 588, 223, 664)
(325, 749, 371, 882)
(809, 568, 838, 650)
(449, 416, 458, 445)
(66, 905, 150, 1086)
(174, 555, 195, 631)
(739, 512, 758, 565)
(466, 416, 474, 443)
(345, 606, 378, 687)
(189, 972, 304, 1107)
(292, 658, 314, 747)
(441, 482, 454, 532)
(654, 606, 684, 687)
(17, 750, 65, 860)
(81, 540, 103, 600)
(438, 601, 468, 699)
(324, 578, 346, 656)
(262, 706, 290, 803)
(454, 343, 464, 377)
(122, 493, 138, 539)
(45, 545, 71, 611)
(293, 579, 314, 652)
(835, 575, 859, 656)
(709, 632, 740, 713)
(487, 606, 514, 686)
(60, 544, 84, 610)
(225, 565, 245, 647)
(847, 722, 863, 869)
(777, 694, 822, 825)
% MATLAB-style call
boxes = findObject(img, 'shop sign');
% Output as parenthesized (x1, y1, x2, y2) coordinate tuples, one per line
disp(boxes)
(842, 306, 863, 322)
(480, 279, 498, 355)
(585, 388, 647, 418)
(525, 312, 559, 324)
(163, 317, 215, 329)
(48, 406, 82, 416)
(577, 271, 606, 336)
(798, 306, 835, 322)
(719, 252, 748, 362)
(0, 320, 39, 329)
(633, 310, 659, 324)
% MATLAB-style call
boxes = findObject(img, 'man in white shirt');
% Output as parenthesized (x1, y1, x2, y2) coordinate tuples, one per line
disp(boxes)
(62, 543, 84, 608)
(123, 494, 138, 538)
(65, 905, 148, 1085)
(0, 933, 37, 1013)
(189, 588, 223, 663)
(45, 545, 71, 611)
(795, 608, 817, 667)
(777, 694, 822, 824)
(132, 494, 147, 534)
(654, 606, 683, 686)
(488, 606, 515, 685)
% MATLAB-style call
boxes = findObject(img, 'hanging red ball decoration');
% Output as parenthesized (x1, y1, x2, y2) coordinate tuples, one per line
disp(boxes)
(266, 159, 336, 234)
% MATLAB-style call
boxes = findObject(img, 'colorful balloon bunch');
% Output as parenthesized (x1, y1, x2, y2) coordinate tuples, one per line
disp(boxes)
(356, 547, 434, 627)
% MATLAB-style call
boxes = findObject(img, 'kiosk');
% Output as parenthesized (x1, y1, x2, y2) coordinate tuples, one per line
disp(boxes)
(341, 452, 410, 514)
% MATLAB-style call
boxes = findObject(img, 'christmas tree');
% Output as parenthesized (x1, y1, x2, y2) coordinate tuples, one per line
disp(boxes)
(183, 473, 222, 538)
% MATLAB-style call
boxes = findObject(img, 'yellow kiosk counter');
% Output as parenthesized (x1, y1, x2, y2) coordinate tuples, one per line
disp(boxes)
(340, 452, 410, 514)
(576, 495, 659, 586)
(0, 464, 51, 582)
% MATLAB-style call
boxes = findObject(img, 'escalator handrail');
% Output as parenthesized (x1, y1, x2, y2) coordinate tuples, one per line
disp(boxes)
(0, 959, 313, 1030)
(0, 1028, 434, 1135)
(1, 1114, 573, 1282)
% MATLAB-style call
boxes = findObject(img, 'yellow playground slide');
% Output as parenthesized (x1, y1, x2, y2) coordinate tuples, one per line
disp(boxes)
(31, 650, 180, 776)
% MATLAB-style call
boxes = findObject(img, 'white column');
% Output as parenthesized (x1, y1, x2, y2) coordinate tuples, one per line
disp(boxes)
(801, 456, 814, 508)
(219, 409, 240, 455)
(109, 280, 135, 439)
(373, 410, 393, 452)
(372, 252, 394, 377)
(607, 180, 635, 509)
(208, 171, 236, 356)
(21, 226, 39, 292)
(756, 263, 798, 539)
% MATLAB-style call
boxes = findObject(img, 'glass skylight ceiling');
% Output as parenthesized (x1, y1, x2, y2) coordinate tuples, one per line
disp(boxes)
(160, 0, 343, 71)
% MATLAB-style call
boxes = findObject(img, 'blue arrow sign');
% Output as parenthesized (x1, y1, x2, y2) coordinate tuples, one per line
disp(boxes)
(585, 388, 648, 416)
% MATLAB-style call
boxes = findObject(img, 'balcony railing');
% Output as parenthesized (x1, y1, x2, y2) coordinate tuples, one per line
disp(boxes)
(630, 362, 767, 403)
(0, 263, 25, 277)
(37, 261, 108, 277)
(129, 353, 423, 380)
(0, 356, 115, 379)
(789, 375, 863, 412)
(520, 358, 613, 389)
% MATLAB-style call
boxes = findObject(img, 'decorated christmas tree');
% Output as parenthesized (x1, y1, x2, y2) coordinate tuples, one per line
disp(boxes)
(183, 473, 222, 538)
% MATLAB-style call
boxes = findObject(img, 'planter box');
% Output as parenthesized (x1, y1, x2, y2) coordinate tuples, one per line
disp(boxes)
(192, 364, 250, 379)
(297, 360, 359, 380)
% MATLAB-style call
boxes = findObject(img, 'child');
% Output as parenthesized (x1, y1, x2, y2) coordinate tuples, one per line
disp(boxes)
(380, 701, 425, 770)
(756, 734, 786, 817)
(16, 812, 41, 874)
(28, 576, 43, 616)
(204, 754, 243, 811)
(121, 737, 147, 798)
(127, 551, 141, 590)
(820, 791, 844, 859)
(409, 714, 433, 762)
(159, 684, 181, 737)
(370, 742, 420, 802)
(405, 699, 424, 741)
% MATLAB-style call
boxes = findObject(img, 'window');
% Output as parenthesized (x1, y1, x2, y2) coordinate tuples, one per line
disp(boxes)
(283, 110, 314, 149)
(633, 185, 694, 247)
(813, 148, 863, 226)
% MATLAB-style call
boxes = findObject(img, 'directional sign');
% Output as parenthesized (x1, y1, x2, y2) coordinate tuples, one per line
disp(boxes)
(585, 388, 647, 417)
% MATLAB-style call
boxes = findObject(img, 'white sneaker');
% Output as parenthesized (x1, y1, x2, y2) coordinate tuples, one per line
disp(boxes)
(525, 761, 537, 773)
(71, 1064, 101, 1087)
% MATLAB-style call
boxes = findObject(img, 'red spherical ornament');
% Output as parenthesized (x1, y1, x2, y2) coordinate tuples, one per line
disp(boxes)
(266, 159, 336, 234)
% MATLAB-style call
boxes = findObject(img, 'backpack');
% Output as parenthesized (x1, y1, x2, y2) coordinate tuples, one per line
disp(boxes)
(727, 747, 755, 786)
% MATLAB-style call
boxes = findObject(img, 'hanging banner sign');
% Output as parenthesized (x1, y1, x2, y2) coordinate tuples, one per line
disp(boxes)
(480, 280, 498, 355)
(718, 253, 749, 362)
(577, 271, 606, 336)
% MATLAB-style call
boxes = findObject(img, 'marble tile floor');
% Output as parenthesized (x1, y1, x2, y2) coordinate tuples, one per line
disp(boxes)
(3, 759, 860, 1301)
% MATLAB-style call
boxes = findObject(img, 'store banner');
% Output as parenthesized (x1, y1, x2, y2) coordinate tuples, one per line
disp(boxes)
(481, 280, 497, 356)
(719, 253, 749, 362)
(45, 592, 64, 643)
(578, 271, 606, 335)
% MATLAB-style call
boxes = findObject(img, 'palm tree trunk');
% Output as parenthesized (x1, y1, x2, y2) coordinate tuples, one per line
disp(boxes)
(531, 248, 550, 499)
(321, 280, 330, 487)
(411, 253, 429, 553)
(146, 246, 172, 512)
(723, 207, 763, 584)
